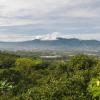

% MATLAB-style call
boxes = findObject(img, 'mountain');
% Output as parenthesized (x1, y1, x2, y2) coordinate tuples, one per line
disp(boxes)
(0, 38, 100, 53)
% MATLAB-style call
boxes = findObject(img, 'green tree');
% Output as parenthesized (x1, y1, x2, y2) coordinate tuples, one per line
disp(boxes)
(0, 80, 13, 95)
(88, 77, 100, 100)
(15, 58, 34, 74)
(69, 54, 96, 70)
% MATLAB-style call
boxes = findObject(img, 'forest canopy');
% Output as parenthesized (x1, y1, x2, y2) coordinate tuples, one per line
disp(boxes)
(0, 52, 100, 100)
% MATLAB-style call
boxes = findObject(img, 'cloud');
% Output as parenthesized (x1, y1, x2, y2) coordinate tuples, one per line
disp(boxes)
(0, 0, 100, 26)
(1, 32, 100, 42)
(0, 0, 100, 41)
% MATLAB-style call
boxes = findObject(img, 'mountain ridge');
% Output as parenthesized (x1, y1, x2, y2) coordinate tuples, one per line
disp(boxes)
(0, 37, 99, 43)
(0, 38, 100, 52)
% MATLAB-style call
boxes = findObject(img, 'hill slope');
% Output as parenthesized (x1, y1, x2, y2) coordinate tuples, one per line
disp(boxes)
(0, 38, 100, 52)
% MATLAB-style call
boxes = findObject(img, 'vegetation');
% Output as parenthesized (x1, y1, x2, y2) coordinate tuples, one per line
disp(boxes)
(0, 51, 100, 100)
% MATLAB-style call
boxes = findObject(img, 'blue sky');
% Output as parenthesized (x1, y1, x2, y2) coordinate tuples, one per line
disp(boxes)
(0, 0, 100, 41)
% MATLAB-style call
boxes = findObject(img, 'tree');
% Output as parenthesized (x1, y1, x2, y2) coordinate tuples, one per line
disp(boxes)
(15, 58, 34, 74)
(88, 77, 100, 99)
(69, 54, 96, 70)
(15, 58, 43, 73)
(0, 80, 13, 95)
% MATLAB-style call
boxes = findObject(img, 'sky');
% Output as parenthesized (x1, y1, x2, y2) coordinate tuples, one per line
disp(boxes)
(0, 0, 100, 41)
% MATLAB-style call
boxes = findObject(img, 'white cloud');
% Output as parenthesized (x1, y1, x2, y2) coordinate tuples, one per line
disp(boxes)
(0, 0, 99, 41)
(0, 0, 71, 17)
(0, 0, 99, 26)
(0, 18, 44, 26)
(0, 0, 71, 26)
(0, 32, 100, 42)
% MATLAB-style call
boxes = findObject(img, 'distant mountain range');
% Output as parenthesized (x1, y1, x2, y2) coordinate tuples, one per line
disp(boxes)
(0, 38, 100, 53)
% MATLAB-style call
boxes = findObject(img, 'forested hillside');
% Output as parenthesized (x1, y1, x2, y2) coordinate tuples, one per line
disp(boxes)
(0, 52, 100, 100)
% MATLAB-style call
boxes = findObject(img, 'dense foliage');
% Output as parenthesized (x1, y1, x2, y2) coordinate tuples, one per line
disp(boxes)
(0, 52, 100, 100)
